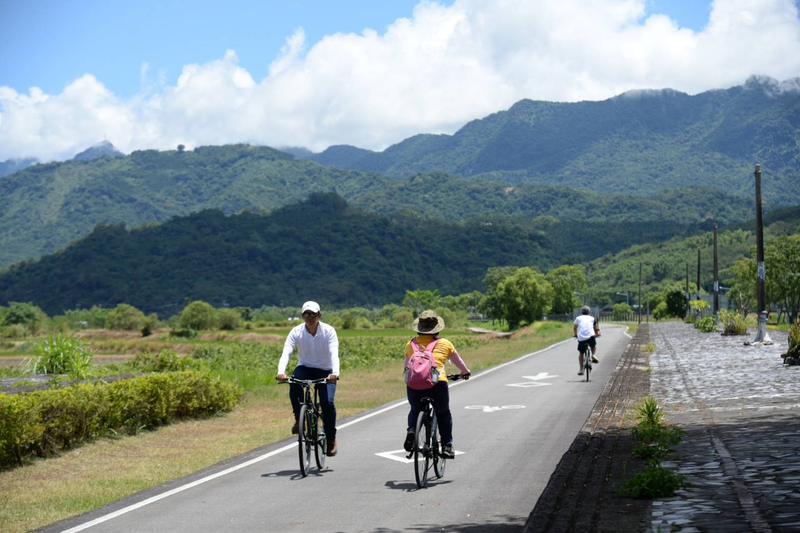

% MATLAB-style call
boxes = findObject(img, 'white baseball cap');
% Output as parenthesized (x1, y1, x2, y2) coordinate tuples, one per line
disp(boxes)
(302, 301, 320, 313)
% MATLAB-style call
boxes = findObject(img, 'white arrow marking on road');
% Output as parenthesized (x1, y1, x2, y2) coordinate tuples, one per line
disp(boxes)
(375, 449, 464, 464)
(507, 372, 558, 388)
(523, 372, 558, 381)
(465, 405, 526, 412)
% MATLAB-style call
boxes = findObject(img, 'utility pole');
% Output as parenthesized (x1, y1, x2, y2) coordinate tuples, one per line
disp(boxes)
(750, 164, 772, 344)
(685, 262, 690, 318)
(713, 224, 719, 320)
(696, 248, 701, 318)
(638, 262, 642, 325)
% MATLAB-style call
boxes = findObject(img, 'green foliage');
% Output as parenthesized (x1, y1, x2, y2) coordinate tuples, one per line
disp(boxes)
(653, 302, 670, 321)
(695, 316, 717, 332)
(30, 333, 94, 379)
(179, 301, 216, 330)
(216, 308, 242, 330)
(496, 267, 553, 329)
(402, 290, 441, 316)
(168, 328, 198, 339)
(613, 302, 634, 320)
(1, 302, 45, 334)
(620, 396, 687, 499)
(546, 265, 586, 314)
(0, 372, 241, 467)
(130, 350, 209, 372)
(106, 304, 146, 331)
(719, 309, 747, 335)
(618, 464, 688, 499)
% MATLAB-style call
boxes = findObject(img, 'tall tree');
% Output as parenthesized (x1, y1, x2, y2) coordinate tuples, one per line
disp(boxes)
(766, 235, 800, 324)
(496, 267, 554, 329)
(546, 265, 586, 315)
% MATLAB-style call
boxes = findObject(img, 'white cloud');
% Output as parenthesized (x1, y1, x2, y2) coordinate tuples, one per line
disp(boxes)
(1, 0, 799, 161)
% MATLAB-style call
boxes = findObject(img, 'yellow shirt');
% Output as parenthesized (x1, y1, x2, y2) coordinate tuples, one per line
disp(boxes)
(404, 334, 457, 383)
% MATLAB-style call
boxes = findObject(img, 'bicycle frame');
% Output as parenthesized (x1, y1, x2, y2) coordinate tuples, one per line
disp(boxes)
(282, 377, 329, 477)
(410, 373, 468, 488)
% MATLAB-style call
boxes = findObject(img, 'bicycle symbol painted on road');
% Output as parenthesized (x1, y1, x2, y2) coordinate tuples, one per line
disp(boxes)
(464, 405, 526, 413)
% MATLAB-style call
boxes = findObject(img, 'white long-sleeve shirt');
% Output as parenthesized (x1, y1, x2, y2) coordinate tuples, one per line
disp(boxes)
(277, 321, 340, 375)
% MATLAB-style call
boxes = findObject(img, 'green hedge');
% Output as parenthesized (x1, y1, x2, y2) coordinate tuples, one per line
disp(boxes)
(0, 371, 241, 467)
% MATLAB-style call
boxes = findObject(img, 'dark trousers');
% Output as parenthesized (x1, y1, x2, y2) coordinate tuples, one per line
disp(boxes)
(407, 381, 453, 445)
(290, 365, 337, 440)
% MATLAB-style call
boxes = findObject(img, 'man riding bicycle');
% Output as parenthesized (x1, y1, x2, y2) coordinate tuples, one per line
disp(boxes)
(573, 305, 600, 376)
(276, 301, 340, 456)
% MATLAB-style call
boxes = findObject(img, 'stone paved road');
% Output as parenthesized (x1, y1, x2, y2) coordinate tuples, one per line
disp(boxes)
(649, 322, 800, 533)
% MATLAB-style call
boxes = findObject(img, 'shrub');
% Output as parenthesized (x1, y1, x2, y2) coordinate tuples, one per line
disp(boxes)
(618, 464, 688, 499)
(719, 309, 747, 335)
(130, 350, 208, 372)
(613, 302, 634, 321)
(169, 328, 198, 339)
(0, 372, 241, 467)
(106, 304, 146, 331)
(216, 308, 243, 330)
(653, 302, 670, 321)
(179, 301, 216, 330)
(141, 313, 160, 337)
(695, 316, 717, 332)
(2, 302, 45, 334)
(30, 334, 94, 379)
(0, 324, 28, 339)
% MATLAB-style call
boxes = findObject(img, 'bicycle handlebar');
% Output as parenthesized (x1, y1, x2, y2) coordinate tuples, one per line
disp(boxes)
(277, 376, 338, 385)
(447, 373, 470, 382)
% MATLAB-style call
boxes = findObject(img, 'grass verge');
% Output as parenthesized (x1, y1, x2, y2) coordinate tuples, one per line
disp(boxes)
(0, 322, 573, 533)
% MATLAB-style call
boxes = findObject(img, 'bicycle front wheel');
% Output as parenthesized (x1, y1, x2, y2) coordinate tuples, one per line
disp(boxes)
(414, 411, 430, 488)
(432, 413, 446, 479)
(298, 405, 312, 477)
(314, 411, 327, 470)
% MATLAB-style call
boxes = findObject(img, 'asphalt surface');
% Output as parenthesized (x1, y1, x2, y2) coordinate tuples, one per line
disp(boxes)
(43, 326, 631, 533)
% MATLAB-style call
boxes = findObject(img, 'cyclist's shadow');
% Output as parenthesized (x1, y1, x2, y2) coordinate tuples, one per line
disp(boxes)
(261, 469, 330, 481)
(384, 480, 453, 492)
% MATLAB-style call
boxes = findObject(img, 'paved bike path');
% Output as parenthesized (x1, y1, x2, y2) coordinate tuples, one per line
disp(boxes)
(46, 326, 630, 533)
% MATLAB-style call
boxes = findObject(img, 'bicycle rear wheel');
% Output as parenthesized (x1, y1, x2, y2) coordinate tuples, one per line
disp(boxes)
(414, 411, 430, 488)
(431, 413, 446, 479)
(584, 355, 591, 382)
(298, 405, 312, 477)
(314, 411, 327, 469)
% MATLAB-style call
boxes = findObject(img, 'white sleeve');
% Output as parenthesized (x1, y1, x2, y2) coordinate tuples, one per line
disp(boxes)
(277, 328, 297, 374)
(329, 328, 340, 375)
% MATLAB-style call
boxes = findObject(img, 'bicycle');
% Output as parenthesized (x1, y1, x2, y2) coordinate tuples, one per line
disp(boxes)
(579, 341, 592, 382)
(407, 373, 469, 488)
(280, 376, 333, 477)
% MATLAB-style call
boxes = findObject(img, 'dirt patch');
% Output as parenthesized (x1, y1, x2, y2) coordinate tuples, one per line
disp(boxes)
(199, 332, 283, 343)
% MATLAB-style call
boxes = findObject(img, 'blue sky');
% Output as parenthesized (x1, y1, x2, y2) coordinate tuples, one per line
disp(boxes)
(1, 0, 799, 161)
(2, 0, 710, 98)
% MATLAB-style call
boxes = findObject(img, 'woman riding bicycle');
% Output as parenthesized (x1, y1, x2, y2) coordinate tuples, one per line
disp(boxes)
(403, 310, 470, 459)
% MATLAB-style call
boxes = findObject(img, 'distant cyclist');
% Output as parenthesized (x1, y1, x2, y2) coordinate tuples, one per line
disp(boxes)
(573, 305, 600, 375)
(403, 310, 470, 459)
(276, 301, 340, 457)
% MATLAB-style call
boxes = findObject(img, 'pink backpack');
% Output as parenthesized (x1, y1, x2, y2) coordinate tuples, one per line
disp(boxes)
(405, 338, 441, 390)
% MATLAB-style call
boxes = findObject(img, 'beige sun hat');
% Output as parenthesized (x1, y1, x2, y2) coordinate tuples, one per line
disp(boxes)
(412, 309, 445, 334)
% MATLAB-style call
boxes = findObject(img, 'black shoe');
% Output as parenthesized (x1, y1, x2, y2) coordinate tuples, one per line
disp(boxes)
(403, 430, 415, 452)
(291, 421, 298, 434)
(442, 444, 455, 459)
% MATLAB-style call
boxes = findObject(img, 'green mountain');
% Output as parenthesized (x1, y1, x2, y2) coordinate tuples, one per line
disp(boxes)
(0, 193, 555, 316)
(72, 141, 124, 161)
(0, 144, 392, 267)
(309, 76, 800, 204)
(353, 171, 753, 225)
(585, 205, 800, 297)
(0, 143, 752, 268)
